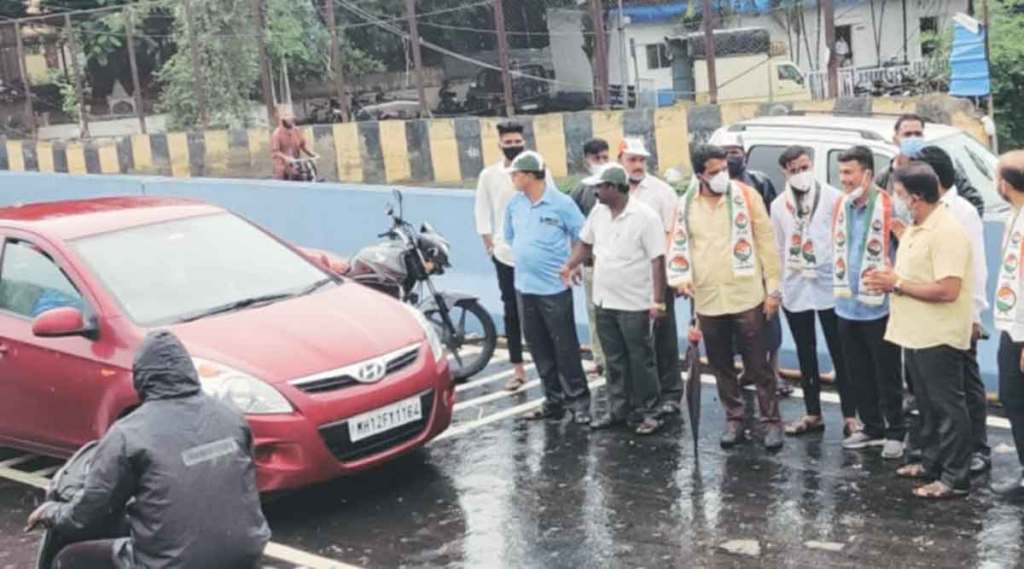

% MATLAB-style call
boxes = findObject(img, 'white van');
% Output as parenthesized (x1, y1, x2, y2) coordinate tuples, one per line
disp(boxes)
(708, 115, 1006, 217)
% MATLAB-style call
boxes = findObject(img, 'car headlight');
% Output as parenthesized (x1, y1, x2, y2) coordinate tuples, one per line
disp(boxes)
(193, 358, 293, 415)
(402, 304, 445, 363)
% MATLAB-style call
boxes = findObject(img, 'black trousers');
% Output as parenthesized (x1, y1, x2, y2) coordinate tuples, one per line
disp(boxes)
(838, 316, 905, 440)
(907, 345, 972, 491)
(783, 308, 855, 419)
(520, 289, 591, 412)
(998, 333, 1024, 468)
(655, 287, 683, 404)
(493, 258, 524, 364)
(596, 307, 661, 420)
(700, 305, 781, 424)
(963, 338, 990, 457)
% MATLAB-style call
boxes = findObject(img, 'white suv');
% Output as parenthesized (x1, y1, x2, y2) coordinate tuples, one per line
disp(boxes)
(708, 115, 1006, 218)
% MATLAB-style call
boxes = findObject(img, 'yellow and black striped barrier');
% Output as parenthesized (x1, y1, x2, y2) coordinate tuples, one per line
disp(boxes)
(0, 97, 987, 185)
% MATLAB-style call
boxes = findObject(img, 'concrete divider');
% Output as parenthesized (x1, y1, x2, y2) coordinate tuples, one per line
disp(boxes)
(0, 95, 987, 186)
(0, 170, 1005, 393)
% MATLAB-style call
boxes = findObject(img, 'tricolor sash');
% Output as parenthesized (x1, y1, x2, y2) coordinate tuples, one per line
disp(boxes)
(784, 182, 822, 279)
(832, 188, 892, 306)
(667, 178, 757, 287)
(995, 208, 1024, 331)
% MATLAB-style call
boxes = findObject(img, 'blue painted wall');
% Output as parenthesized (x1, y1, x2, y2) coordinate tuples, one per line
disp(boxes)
(0, 171, 1006, 392)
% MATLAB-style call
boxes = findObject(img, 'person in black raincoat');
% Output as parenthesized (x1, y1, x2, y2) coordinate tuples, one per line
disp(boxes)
(26, 330, 271, 569)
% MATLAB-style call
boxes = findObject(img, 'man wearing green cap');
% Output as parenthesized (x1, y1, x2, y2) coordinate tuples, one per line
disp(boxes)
(561, 163, 667, 434)
(504, 150, 592, 423)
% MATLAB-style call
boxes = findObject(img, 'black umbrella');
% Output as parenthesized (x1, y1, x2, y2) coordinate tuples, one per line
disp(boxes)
(684, 300, 702, 458)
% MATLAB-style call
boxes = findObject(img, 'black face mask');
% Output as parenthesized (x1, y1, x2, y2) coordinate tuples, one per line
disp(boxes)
(502, 145, 525, 161)
(727, 156, 746, 179)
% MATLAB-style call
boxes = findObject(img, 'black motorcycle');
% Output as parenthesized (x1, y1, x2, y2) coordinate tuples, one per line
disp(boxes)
(347, 190, 497, 381)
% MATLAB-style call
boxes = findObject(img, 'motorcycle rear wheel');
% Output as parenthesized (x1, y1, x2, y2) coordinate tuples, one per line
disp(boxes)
(423, 300, 496, 382)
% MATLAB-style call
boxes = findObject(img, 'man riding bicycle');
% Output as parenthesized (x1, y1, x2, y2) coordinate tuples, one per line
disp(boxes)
(272, 106, 319, 181)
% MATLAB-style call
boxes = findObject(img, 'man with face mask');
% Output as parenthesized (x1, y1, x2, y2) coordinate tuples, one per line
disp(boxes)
(875, 113, 984, 217)
(668, 144, 784, 450)
(271, 106, 318, 180)
(770, 145, 857, 437)
(992, 150, 1024, 499)
(833, 145, 905, 458)
(620, 137, 685, 419)
(570, 138, 611, 375)
(722, 137, 777, 209)
(722, 138, 784, 396)
(475, 121, 554, 391)
(863, 162, 974, 500)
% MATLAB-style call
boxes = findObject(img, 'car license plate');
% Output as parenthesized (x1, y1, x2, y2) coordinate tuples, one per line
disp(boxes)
(348, 395, 423, 443)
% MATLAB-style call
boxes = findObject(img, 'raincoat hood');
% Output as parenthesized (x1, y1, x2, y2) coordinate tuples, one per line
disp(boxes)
(132, 330, 201, 401)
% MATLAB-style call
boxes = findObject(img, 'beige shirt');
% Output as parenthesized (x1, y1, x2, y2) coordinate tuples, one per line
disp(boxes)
(885, 206, 974, 351)
(681, 183, 782, 317)
(580, 198, 665, 311)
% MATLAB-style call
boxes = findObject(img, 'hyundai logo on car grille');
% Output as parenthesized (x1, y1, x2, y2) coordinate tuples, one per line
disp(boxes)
(355, 359, 388, 383)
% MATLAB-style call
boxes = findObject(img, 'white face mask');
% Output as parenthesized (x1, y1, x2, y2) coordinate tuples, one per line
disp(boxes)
(707, 171, 730, 195)
(789, 171, 814, 192)
(894, 195, 914, 224)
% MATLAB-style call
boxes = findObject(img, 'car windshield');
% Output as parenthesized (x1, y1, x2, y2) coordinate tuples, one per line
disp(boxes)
(930, 133, 1007, 216)
(71, 213, 331, 326)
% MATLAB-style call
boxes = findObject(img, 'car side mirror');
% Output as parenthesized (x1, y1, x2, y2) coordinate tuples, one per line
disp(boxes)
(32, 307, 96, 339)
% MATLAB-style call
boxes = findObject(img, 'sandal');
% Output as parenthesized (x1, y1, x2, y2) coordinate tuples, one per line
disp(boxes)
(912, 481, 967, 500)
(635, 417, 662, 435)
(784, 416, 825, 436)
(897, 464, 930, 479)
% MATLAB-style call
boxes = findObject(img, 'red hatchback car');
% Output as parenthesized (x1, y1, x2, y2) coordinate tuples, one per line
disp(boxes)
(0, 196, 455, 492)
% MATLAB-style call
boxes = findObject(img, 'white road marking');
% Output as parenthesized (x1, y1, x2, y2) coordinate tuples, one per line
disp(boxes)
(455, 363, 535, 393)
(454, 377, 542, 412)
(0, 454, 36, 468)
(0, 465, 46, 489)
(31, 465, 61, 477)
(438, 377, 608, 442)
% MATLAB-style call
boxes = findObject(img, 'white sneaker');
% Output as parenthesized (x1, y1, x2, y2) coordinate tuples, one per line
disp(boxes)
(881, 439, 905, 459)
(842, 431, 886, 450)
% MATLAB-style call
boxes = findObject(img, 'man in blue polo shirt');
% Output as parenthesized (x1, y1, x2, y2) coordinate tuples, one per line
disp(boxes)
(504, 150, 592, 423)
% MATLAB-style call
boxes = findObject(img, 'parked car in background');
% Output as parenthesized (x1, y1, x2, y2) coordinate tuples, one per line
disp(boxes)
(709, 115, 1005, 217)
(465, 64, 553, 115)
(355, 100, 424, 121)
(0, 197, 455, 493)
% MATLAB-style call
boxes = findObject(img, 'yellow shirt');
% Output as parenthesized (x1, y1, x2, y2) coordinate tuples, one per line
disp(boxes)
(685, 185, 781, 317)
(885, 206, 974, 350)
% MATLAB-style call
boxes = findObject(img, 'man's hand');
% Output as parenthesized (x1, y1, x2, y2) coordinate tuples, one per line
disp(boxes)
(481, 235, 495, 257)
(1019, 347, 1024, 373)
(675, 282, 695, 298)
(972, 322, 982, 343)
(25, 502, 55, 533)
(560, 264, 582, 286)
(649, 304, 667, 321)
(892, 219, 907, 240)
(763, 294, 781, 319)
(863, 267, 899, 294)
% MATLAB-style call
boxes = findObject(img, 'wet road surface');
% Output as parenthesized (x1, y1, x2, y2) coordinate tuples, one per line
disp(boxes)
(2, 350, 1023, 568)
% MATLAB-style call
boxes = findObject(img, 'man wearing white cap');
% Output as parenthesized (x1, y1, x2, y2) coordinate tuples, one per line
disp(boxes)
(619, 137, 683, 418)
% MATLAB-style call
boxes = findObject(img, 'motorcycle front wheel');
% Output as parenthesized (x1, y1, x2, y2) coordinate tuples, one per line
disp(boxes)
(423, 300, 496, 382)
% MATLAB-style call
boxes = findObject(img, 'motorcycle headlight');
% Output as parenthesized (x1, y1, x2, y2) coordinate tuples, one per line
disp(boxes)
(193, 359, 293, 415)
(402, 304, 445, 363)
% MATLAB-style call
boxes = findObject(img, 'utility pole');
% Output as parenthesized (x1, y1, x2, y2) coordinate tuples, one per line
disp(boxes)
(250, 0, 276, 128)
(325, 0, 350, 122)
(182, 0, 208, 128)
(64, 13, 89, 138)
(701, 0, 718, 104)
(13, 22, 34, 135)
(823, 0, 838, 98)
(982, 0, 997, 151)
(494, 0, 514, 117)
(590, 0, 610, 109)
(617, 0, 627, 107)
(125, 8, 147, 133)
(405, 0, 429, 118)
(901, 0, 909, 64)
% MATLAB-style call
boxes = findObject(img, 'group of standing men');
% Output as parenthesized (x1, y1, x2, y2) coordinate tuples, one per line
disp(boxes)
(474, 115, 1024, 500)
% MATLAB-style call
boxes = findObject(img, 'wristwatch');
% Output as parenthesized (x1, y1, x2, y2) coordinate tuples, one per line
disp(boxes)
(893, 279, 904, 295)
(768, 290, 782, 301)
(653, 302, 667, 312)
